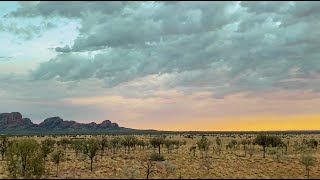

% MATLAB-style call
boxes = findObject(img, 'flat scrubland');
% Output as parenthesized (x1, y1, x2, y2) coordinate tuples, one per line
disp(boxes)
(1, 133, 320, 179)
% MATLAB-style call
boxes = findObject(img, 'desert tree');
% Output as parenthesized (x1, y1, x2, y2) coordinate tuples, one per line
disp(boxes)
(214, 137, 222, 156)
(286, 139, 290, 152)
(6, 138, 45, 179)
(57, 138, 70, 158)
(254, 134, 268, 158)
(40, 138, 56, 161)
(122, 135, 137, 154)
(226, 140, 237, 152)
(141, 159, 159, 179)
(110, 136, 122, 154)
(51, 149, 65, 177)
(99, 136, 108, 157)
(300, 154, 316, 179)
(174, 140, 186, 154)
(0, 135, 9, 161)
(248, 145, 254, 158)
(71, 139, 85, 158)
(149, 135, 166, 155)
(82, 139, 100, 171)
(254, 134, 283, 158)
(137, 140, 146, 151)
(216, 137, 222, 147)
(231, 140, 238, 150)
(164, 140, 174, 154)
(304, 139, 318, 149)
(268, 136, 284, 148)
(197, 136, 211, 158)
(241, 139, 248, 157)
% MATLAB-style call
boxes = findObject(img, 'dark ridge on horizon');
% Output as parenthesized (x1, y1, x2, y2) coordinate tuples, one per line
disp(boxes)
(0, 112, 319, 135)
(0, 112, 132, 134)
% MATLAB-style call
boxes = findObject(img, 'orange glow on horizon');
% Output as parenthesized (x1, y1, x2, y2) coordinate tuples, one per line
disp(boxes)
(142, 114, 320, 131)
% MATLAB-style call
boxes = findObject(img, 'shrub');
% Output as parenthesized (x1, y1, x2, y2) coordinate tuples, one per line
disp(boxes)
(150, 152, 165, 161)
(123, 164, 139, 179)
(163, 160, 176, 177)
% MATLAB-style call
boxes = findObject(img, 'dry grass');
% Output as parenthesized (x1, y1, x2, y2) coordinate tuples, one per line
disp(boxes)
(1, 134, 320, 179)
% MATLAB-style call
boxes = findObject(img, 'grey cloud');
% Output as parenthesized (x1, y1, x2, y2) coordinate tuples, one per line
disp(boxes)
(11, 1, 320, 97)
(8, 1, 129, 18)
(0, 20, 57, 40)
(55, 45, 71, 53)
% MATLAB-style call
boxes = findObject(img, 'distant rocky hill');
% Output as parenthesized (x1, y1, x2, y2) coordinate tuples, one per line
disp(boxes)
(0, 112, 130, 134)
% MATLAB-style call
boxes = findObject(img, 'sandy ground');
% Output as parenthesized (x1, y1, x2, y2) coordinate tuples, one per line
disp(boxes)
(0, 134, 320, 179)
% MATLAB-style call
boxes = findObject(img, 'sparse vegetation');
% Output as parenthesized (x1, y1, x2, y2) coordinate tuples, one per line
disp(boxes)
(0, 134, 319, 179)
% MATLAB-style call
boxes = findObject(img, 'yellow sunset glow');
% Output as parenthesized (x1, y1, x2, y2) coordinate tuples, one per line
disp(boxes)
(150, 114, 320, 131)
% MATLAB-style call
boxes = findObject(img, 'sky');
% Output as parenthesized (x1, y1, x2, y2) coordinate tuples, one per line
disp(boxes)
(1, 1, 320, 131)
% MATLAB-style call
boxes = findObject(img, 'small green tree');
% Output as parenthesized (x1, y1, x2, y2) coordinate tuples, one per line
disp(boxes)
(149, 135, 166, 155)
(6, 138, 45, 179)
(241, 139, 248, 157)
(99, 136, 108, 157)
(40, 138, 55, 161)
(304, 139, 318, 149)
(57, 138, 69, 152)
(254, 134, 283, 158)
(110, 137, 122, 154)
(197, 136, 211, 158)
(71, 139, 85, 158)
(164, 140, 174, 154)
(248, 145, 254, 158)
(300, 154, 316, 179)
(0, 136, 9, 161)
(82, 139, 99, 171)
(137, 140, 146, 151)
(215, 137, 222, 156)
(122, 135, 137, 154)
(51, 149, 65, 177)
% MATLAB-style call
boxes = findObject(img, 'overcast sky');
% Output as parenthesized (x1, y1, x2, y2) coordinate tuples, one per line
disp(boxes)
(1, 1, 320, 131)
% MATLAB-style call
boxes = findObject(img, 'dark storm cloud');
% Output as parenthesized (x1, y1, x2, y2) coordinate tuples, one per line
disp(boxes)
(8, 1, 320, 97)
